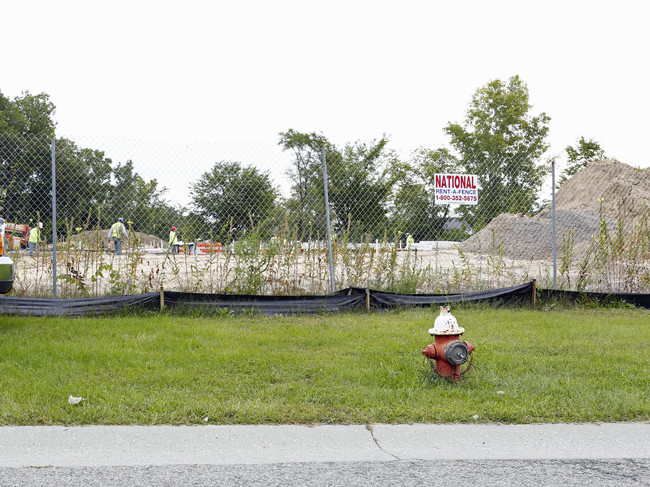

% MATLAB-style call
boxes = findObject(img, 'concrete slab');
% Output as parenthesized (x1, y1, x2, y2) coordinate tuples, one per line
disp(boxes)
(372, 423, 650, 460)
(0, 425, 389, 467)
(1, 423, 648, 467)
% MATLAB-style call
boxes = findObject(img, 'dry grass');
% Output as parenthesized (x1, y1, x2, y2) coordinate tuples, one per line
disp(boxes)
(6, 203, 648, 298)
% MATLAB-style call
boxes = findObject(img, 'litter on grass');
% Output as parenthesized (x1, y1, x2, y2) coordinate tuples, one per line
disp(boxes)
(68, 395, 84, 405)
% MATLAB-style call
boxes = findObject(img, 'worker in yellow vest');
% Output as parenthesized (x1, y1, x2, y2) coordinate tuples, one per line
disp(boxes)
(29, 222, 43, 257)
(169, 226, 180, 254)
(108, 217, 127, 255)
(406, 233, 414, 250)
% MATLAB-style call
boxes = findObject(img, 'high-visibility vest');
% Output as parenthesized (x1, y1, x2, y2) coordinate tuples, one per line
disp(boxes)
(29, 227, 40, 243)
(110, 222, 125, 239)
(169, 231, 178, 246)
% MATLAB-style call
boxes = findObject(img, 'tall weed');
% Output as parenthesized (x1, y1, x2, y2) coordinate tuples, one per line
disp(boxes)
(7, 206, 649, 297)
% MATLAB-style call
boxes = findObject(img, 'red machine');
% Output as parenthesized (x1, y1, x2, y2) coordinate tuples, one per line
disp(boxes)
(422, 306, 475, 382)
(4, 222, 31, 249)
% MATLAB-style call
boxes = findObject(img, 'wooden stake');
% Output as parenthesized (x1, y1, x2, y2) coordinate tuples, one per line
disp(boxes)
(160, 284, 165, 311)
(365, 289, 370, 312)
(532, 279, 537, 307)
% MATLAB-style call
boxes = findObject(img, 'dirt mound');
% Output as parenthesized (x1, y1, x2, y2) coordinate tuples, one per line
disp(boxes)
(460, 160, 649, 261)
(555, 159, 650, 219)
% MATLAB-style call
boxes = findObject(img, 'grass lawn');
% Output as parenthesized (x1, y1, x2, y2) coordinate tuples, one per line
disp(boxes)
(0, 307, 648, 425)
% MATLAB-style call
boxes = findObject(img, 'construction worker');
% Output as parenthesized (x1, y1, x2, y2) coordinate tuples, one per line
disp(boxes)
(406, 233, 414, 250)
(29, 222, 43, 257)
(108, 217, 127, 255)
(169, 226, 179, 254)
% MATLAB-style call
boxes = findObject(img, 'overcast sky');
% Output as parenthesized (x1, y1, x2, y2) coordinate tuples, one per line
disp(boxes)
(4, 0, 649, 174)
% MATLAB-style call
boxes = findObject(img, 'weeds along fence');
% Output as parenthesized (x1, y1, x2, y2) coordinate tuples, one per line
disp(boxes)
(1, 133, 648, 298)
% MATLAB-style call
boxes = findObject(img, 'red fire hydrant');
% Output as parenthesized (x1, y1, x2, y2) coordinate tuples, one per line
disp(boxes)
(422, 306, 475, 381)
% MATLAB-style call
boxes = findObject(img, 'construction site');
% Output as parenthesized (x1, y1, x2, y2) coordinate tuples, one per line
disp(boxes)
(1, 159, 648, 298)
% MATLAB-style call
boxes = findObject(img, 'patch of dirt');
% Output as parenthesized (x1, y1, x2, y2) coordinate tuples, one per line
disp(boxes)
(66, 229, 167, 251)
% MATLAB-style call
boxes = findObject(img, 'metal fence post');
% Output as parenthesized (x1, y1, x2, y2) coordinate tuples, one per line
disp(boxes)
(552, 159, 557, 290)
(322, 147, 335, 294)
(51, 138, 57, 299)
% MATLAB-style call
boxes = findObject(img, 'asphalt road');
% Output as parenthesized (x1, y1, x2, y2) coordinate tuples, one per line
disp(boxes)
(1, 423, 648, 486)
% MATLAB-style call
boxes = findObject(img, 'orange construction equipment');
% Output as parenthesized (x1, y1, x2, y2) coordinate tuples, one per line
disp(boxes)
(4, 222, 31, 249)
(195, 242, 222, 254)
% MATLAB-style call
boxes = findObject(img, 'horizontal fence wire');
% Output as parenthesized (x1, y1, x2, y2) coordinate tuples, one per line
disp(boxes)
(1, 133, 648, 298)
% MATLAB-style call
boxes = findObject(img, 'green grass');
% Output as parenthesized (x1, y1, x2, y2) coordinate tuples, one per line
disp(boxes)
(0, 307, 648, 425)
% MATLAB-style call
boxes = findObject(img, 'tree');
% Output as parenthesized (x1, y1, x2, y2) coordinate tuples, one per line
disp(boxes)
(1, 90, 179, 240)
(0, 90, 56, 137)
(279, 130, 398, 240)
(327, 136, 397, 239)
(559, 137, 606, 186)
(104, 160, 176, 237)
(391, 148, 459, 241)
(278, 129, 333, 238)
(0, 91, 56, 222)
(444, 75, 551, 230)
(190, 161, 278, 240)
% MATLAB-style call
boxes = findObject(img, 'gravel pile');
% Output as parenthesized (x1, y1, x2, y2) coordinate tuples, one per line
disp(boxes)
(460, 160, 649, 261)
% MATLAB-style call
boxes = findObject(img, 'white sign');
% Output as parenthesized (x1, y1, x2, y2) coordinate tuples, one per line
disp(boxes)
(434, 173, 479, 205)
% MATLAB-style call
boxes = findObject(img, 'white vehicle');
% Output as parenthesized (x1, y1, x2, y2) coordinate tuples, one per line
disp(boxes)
(0, 217, 16, 294)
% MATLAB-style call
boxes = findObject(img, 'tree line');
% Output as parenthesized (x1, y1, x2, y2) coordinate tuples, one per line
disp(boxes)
(1, 76, 606, 244)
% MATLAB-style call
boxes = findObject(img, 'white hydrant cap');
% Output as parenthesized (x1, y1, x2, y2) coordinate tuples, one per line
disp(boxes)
(429, 305, 465, 335)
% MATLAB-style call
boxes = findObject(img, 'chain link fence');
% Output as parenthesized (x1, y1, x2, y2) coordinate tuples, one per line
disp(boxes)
(1, 133, 648, 297)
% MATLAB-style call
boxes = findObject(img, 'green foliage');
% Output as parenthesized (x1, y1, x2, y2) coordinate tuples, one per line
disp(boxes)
(191, 161, 278, 241)
(0, 91, 56, 137)
(0, 90, 179, 242)
(552, 198, 650, 293)
(391, 148, 458, 240)
(0, 91, 55, 222)
(558, 136, 606, 187)
(278, 129, 398, 241)
(278, 129, 332, 238)
(444, 75, 551, 231)
(229, 229, 268, 294)
(105, 160, 178, 237)
(559, 229, 574, 288)
(328, 136, 396, 240)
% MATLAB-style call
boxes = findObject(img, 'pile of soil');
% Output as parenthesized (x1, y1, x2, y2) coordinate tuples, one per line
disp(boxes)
(554, 159, 650, 219)
(460, 160, 649, 261)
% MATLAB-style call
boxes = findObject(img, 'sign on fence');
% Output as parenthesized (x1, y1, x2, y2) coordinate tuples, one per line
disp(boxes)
(434, 173, 479, 205)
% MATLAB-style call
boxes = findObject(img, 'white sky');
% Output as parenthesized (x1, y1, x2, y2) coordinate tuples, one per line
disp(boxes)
(3, 0, 649, 203)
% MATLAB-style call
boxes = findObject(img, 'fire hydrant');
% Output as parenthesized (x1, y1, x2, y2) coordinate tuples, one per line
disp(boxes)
(422, 306, 475, 381)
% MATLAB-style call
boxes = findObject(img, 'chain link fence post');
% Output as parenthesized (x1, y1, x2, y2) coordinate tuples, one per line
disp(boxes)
(51, 138, 57, 299)
(322, 147, 335, 294)
(552, 159, 557, 290)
